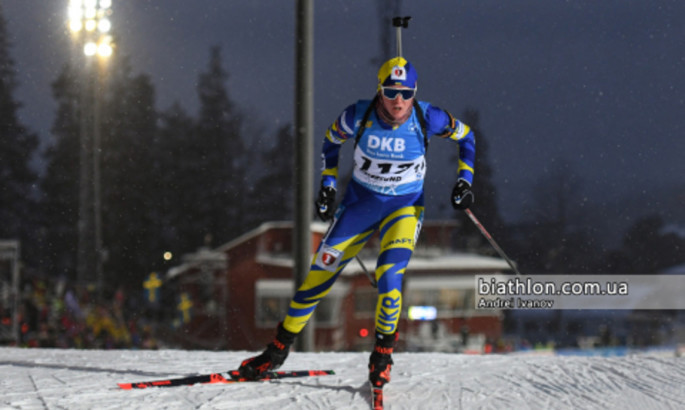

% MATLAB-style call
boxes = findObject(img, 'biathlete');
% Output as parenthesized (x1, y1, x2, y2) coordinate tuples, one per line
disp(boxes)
(238, 56, 476, 390)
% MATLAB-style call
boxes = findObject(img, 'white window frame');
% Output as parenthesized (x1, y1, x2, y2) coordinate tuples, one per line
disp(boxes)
(255, 280, 349, 328)
(406, 275, 493, 318)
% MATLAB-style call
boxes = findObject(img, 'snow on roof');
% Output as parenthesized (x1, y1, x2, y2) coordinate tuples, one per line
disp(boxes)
(216, 220, 329, 253)
(256, 252, 511, 274)
(169, 220, 512, 279)
(166, 247, 227, 280)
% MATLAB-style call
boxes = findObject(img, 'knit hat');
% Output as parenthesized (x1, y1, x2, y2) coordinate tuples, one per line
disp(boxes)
(377, 57, 418, 90)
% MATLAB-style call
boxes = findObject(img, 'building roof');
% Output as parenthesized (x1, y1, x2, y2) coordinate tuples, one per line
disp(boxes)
(255, 252, 511, 274)
(213, 221, 328, 252)
(167, 220, 512, 279)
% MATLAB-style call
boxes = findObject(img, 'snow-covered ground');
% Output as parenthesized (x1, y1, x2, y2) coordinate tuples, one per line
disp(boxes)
(1, 347, 684, 409)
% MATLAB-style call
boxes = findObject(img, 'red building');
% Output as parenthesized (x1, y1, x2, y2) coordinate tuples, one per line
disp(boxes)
(163, 221, 510, 352)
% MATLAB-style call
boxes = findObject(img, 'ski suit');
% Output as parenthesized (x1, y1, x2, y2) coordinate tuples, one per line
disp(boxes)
(282, 99, 476, 336)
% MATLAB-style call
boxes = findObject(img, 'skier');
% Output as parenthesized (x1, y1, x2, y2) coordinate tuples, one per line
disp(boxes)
(238, 56, 476, 390)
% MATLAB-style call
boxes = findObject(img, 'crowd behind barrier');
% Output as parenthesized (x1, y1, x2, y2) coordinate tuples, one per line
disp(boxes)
(1, 275, 158, 349)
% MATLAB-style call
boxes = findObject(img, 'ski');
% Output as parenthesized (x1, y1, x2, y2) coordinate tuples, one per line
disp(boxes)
(118, 369, 335, 390)
(371, 383, 384, 410)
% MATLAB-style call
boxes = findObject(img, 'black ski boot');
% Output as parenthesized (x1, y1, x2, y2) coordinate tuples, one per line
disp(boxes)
(368, 331, 398, 389)
(238, 323, 297, 380)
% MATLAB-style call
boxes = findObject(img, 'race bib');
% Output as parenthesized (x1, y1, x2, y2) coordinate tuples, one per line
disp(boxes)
(352, 146, 426, 195)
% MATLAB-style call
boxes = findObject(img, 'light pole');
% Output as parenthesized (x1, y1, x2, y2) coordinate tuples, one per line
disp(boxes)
(294, 0, 314, 352)
(68, 0, 113, 299)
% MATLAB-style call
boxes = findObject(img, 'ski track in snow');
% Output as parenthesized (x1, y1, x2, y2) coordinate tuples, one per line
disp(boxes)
(1, 348, 684, 409)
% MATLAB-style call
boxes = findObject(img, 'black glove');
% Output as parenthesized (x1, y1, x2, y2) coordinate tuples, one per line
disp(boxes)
(315, 186, 336, 221)
(451, 179, 474, 210)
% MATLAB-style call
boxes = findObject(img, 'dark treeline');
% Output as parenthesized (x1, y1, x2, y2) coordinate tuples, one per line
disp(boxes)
(452, 110, 685, 276)
(35, 45, 294, 290)
(0, 1, 292, 291)
(1, 5, 684, 298)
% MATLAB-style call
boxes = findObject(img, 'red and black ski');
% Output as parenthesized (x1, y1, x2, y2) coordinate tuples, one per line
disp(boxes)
(118, 369, 335, 390)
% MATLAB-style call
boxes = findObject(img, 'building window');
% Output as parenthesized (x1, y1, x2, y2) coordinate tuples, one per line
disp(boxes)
(260, 296, 289, 325)
(406, 288, 472, 311)
(313, 298, 338, 325)
(255, 280, 349, 328)
(405, 276, 478, 317)
(354, 288, 377, 317)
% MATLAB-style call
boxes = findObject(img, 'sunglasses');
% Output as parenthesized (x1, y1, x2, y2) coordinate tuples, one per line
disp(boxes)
(381, 87, 416, 100)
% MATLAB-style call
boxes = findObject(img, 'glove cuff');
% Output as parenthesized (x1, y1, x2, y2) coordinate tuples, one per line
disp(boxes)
(321, 176, 337, 190)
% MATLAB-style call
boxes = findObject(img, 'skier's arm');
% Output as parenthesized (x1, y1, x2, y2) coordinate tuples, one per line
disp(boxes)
(321, 104, 357, 190)
(425, 106, 476, 185)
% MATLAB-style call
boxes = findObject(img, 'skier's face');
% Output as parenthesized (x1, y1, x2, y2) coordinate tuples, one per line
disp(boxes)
(380, 86, 415, 120)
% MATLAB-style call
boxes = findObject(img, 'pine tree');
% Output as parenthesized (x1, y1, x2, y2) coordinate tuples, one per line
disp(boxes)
(39, 65, 81, 276)
(194, 46, 246, 245)
(100, 56, 159, 287)
(249, 124, 295, 226)
(155, 103, 205, 255)
(0, 5, 39, 253)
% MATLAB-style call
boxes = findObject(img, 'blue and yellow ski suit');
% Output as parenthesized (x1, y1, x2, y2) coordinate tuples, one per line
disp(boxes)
(283, 99, 476, 336)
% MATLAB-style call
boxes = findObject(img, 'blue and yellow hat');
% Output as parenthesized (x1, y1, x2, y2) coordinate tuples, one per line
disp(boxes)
(377, 57, 418, 90)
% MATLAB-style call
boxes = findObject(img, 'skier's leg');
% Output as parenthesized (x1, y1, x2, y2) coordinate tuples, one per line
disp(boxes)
(369, 331, 399, 389)
(239, 198, 378, 378)
(369, 204, 423, 388)
(374, 205, 423, 335)
(282, 203, 377, 334)
(238, 322, 296, 380)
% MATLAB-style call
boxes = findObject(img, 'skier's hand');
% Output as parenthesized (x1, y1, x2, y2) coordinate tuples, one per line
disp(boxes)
(315, 186, 336, 221)
(451, 179, 474, 210)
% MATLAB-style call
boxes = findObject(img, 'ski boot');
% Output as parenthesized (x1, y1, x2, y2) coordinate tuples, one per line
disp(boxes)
(238, 323, 297, 380)
(368, 331, 399, 389)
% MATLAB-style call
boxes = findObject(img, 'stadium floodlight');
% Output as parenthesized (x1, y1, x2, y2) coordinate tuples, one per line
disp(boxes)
(68, 3, 83, 32)
(97, 40, 113, 57)
(67, 0, 114, 58)
(98, 18, 111, 33)
(83, 41, 98, 56)
(85, 19, 97, 32)
(69, 19, 83, 33)
(68, 0, 114, 298)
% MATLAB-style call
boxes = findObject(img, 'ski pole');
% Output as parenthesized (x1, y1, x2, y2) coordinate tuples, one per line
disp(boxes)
(356, 254, 376, 288)
(464, 209, 522, 276)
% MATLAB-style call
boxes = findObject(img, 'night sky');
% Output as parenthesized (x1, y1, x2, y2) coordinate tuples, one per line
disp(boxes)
(3, 1, 685, 237)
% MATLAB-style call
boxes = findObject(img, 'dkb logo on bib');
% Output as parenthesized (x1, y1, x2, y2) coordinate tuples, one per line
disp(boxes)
(368, 135, 405, 152)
